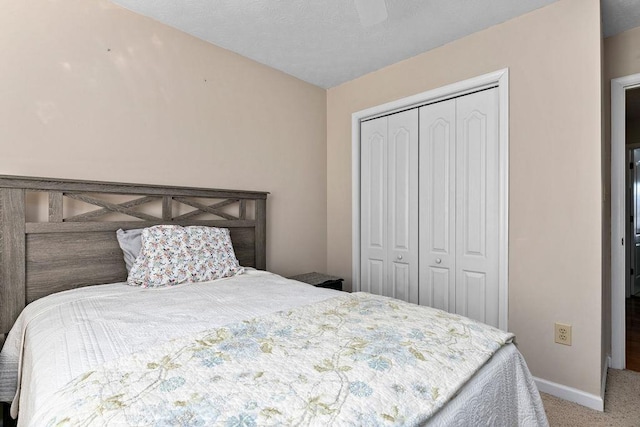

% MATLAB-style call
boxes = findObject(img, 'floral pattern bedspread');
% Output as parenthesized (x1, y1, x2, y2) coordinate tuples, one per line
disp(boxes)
(31, 293, 513, 426)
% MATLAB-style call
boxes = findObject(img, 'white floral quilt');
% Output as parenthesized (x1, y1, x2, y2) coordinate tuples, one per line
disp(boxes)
(30, 293, 513, 426)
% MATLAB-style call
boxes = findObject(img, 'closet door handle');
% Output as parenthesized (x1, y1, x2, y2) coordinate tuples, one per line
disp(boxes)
(435, 258, 442, 264)
(397, 255, 403, 260)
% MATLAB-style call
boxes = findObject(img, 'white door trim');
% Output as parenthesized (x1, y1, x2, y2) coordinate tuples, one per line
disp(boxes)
(611, 73, 640, 369)
(351, 68, 510, 331)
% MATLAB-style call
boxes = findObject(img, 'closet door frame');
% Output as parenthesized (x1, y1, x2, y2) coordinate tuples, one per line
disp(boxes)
(351, 69, 510, 331)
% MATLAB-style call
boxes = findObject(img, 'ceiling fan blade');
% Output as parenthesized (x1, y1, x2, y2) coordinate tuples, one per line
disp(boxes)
(354, 0, 388, 27)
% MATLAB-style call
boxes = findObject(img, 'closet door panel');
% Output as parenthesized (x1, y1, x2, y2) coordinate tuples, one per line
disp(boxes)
(419, 100, 456, 308)
(388, 109, 419, 303)
(455, 88, 499, 327)
(460, 271, 487, 323)
(392, 263, 411, 302)
(360, 117, 388, 295)
(367, 259, 386, 296)
(429, 267, 451, 312)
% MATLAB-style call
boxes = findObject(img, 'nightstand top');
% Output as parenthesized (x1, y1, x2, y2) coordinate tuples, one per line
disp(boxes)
(289, 272, 343, 286)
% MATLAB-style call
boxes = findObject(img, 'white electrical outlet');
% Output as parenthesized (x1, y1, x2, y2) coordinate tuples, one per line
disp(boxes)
(555, 323, 572, 346)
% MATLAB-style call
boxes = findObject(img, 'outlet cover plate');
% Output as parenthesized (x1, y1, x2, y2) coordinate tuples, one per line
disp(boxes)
(555, 323, 572, 346)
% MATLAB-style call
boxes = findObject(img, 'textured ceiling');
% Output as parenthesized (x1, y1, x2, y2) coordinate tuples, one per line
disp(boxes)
(110, 0, 640, 89)
(602, 0, 640, 38)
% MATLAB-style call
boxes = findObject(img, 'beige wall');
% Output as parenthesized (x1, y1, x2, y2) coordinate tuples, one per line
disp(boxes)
(603, 25, 640, 369)
(0, 0, 327, 277)
(328, 0, 603, 395)
(605, 26, 640, 82)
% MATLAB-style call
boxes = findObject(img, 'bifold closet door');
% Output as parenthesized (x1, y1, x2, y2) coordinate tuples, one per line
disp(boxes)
(360, 109, 419, 303)
(418, 99, 457, 312)
(455, 89, 499, 327)
(419, 88, 499, 327)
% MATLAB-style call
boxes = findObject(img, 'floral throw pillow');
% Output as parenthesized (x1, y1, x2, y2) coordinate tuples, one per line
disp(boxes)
(127, 225, 244, 288)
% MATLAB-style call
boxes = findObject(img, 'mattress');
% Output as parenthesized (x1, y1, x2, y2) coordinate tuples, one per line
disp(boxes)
(0, 269, 548, 426)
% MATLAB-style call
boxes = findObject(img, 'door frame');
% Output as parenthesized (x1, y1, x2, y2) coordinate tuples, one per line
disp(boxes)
(351, 69, 510, 331)
(611, 73, 640, 369)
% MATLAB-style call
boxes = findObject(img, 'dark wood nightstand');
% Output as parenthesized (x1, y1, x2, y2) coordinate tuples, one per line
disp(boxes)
(289, 272, 344, 291)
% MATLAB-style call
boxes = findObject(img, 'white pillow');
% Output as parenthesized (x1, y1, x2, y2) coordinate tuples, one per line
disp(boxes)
(116, 228, 143, 272)
(127, 225, 244, 288)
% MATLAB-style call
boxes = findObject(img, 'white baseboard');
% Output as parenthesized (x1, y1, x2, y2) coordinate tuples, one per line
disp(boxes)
(534, 376, 604, 412)
(533, 354, 610, 412)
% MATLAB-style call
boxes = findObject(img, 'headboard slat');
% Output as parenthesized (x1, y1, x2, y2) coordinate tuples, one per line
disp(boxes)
(0, 189, 26, 336)
(65, 195, 160, 222)
(26, 232, 128, 302)
(0, 176, 267, 199)
(48, 192, 63, 222)
(162, 196, 172, 221)
(255, 199, 267, 270)
(25, 220, 257, 234)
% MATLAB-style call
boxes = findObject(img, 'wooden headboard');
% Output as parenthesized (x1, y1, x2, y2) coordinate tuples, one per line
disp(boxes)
(0, 175, 268, 339)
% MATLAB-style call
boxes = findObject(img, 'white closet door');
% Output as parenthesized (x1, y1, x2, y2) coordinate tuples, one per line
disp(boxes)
(360, 117, 388, 297)
(455, 88, 499, 327)
(360, 110, 419, 302)
(418, 88, 499, 327)
(361, 88, 497, 321)
(419, 100, 457, 311)
(388, 110, 419, 303)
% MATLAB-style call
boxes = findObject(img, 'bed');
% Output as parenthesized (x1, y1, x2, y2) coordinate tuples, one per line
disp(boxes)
(0, 175, 548, 426)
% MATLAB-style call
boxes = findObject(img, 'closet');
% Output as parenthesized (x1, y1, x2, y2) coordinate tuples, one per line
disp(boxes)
(360, 88, 499, 327)
(360, 109, 419, 304)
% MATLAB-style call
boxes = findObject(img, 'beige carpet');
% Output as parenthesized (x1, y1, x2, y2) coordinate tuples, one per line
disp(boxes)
(541, 369, 640, 426)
